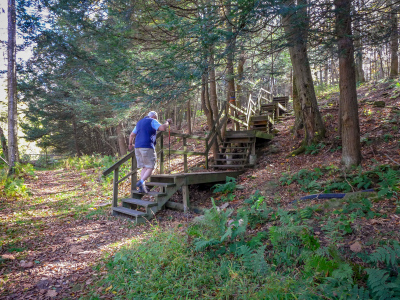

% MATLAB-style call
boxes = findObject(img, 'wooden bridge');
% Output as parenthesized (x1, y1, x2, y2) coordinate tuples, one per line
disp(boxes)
(102, 89, 289, 224)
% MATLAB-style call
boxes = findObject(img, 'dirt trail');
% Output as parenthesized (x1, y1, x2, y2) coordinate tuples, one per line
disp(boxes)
(0, 169, 149, 299)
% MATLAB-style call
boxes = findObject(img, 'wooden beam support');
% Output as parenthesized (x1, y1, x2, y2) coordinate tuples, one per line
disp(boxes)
(182, 185, 190, 213)
(113, 167, 119, 207)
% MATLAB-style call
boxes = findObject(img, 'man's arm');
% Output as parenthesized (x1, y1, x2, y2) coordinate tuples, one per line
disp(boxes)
(157, 119, 173, 131)
(128, 132, 136, 151)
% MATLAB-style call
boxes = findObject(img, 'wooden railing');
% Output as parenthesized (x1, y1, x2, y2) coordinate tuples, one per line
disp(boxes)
(102, 102, 228, 208)
(227, 87, 274, 130)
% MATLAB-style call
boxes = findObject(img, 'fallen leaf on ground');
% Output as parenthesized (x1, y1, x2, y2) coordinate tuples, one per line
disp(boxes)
(350, 241, 362, 252)
(20, 260, 34, 268)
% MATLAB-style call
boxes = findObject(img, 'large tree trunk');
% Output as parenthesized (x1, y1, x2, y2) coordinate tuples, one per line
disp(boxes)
(8, 0, 18, 170)
(335, 0, 361, 168)
(281, 0, 325, 146)
(390, 2, 399, 78)
(116, 122, 127, 156)
(291, 75, 303, 137)
(208, 52, 219, 161)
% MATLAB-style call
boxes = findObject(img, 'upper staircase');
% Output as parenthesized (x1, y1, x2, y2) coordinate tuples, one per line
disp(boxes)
(102, 88, 289, 224)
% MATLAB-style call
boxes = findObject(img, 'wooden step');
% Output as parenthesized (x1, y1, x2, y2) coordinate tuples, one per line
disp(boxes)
(112, 206, 147, 220)
(220, 146, 250, 150)
(225, 130, 257, 138)
(132, 190, 167, 197)
(148, 176, 175, 183)
(146, 182, 176, 188)
(251, 115, 270, 122)
(122, 198, 158, 207)
(218, 152, 247, 156)
(215, 158, 247, 162)
(210, 165, 253, 169)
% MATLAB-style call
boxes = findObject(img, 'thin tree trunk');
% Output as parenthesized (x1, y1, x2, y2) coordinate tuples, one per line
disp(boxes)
(335, 0, 362, 168)
(187, 99, 192, 134)
(236, 51, 246, 107)
(72, 117, 82, 157)
(0, 127, 8, 161)
(8, 0, 18, 170)
(116, 122, 127, 156)
(225, 1, 238, 130)
(390, 1, 399, 78)
(281, 0, 325, 146)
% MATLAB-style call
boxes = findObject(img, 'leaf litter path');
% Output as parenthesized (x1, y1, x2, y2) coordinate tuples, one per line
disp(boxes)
(0, 168, 152, 299)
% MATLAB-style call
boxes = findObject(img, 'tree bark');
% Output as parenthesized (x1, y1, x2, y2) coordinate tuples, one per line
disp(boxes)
(0, 127, 8, 161)
(8, 0, 18, 170)
(335, 0, 362, 168)
(187, 99, 192, 134)
(116, 122, 127, 156)
(390, 1, 399, 78)
(236, 51, 246, 107)
(225, 1, 238, 130)
(281, 0, 325, 145)
(291, 74, 303, 136)
(72, 117, 82, 157)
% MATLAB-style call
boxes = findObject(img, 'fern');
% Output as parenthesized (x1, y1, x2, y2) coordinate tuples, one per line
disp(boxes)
(194, 238, 221, 252)
(236, 245, 268, 275)
(368, 242, 400, 269)
(365, 268, 399, 299)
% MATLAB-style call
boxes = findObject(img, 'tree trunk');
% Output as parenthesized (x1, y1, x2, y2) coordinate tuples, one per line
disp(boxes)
(335, 0, 362, 168)
(390, 2, 399, 78)
(353, 1, 365, 83)
(291, 75, 303, 136)
(72, 117, 82, 157)
(8, 0, 18, 170)
(281, 0, 325, 145)
(209, 50, 219, 122)
(236, 51, 246, 107)
(116, 122, 127, 156)
(225, 1, 238, 130)
(187, 99, 192, 134)
(0, 127, 8, 161)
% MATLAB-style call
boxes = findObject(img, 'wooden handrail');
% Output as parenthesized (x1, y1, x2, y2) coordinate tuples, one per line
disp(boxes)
(103, 150, 135, 177)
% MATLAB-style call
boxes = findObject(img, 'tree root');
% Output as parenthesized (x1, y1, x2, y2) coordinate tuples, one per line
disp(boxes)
(287, 144, 306, 157)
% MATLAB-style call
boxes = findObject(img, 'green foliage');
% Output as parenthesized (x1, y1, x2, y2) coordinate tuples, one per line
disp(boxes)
(212, 176, 237, 194)
(0, 163, 36, 198)
(63, 155, 116, 171)
(377, 168, 399, 199)
(305, 143, 325, 155)
(239, 191, 273, 228)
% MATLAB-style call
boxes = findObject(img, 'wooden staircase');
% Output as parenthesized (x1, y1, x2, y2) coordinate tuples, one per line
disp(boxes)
(103, 88, 289, 224)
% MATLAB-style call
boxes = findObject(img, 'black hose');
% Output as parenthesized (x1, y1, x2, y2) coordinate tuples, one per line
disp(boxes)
(291, 189, 375, 204)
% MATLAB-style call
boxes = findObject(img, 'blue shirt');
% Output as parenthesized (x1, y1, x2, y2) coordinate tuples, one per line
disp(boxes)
(132, 117, 161, 149)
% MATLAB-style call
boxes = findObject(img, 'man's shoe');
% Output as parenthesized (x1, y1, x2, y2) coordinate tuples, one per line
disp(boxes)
(138, 183, 148, 194)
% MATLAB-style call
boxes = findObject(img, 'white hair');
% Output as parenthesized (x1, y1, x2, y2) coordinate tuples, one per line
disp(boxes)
(148, 111, 158, 119)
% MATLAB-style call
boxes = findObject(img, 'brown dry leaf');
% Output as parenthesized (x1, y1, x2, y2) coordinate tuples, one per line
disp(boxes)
(46, 289, 58, 297)
(350, 241, 362, 253)
(20, 260, 34, 268)
(70, 246, 83, 254)
(1, 253, 15, 260)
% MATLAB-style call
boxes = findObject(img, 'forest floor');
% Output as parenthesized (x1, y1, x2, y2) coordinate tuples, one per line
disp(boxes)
(1, 80, 400, 299)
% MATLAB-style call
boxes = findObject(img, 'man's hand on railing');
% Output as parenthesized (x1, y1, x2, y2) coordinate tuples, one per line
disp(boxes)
(128, 144, 134, 151)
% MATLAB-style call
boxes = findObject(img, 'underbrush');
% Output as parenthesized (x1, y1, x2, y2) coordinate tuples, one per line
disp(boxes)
(63, 154, 116, 171)
(86, 185, 400, 299)
(0, 163, 36, 198)
(280, 165, 400, 200)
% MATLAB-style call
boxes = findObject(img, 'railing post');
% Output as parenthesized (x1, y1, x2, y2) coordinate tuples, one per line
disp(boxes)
(113, 167, 119, 208)
(183, 137, 188, 173)
(160, 132, 164, 174)
(131, 155, 137, 198)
